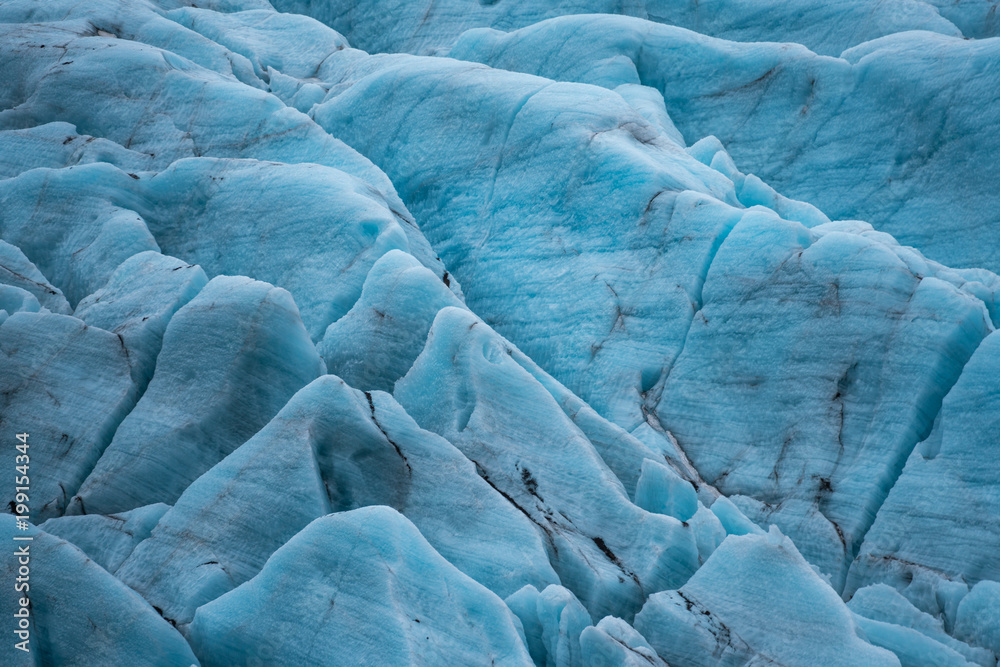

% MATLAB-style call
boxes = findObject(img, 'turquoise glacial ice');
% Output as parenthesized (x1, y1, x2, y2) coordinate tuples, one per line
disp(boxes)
(187, 507, 535, 666)
(1, 0, 999, 665)
(70, 275, 324, 514)
(447, 15, 1000, 272)
(0, 515, 198, 665)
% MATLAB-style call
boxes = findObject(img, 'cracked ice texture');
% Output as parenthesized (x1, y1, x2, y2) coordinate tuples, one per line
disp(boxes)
(187, 507, 535, 667)
(847, 331, 1000, 609)
(271, 0, 968, 56)
(1, 0, 999, 665)
(448, 15, 1000, 274)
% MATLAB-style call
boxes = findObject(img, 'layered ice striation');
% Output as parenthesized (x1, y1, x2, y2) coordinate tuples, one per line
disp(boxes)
(1, 0, 999, 665)
(271, 0, 971, 56)
(446, 15, 1000, 273)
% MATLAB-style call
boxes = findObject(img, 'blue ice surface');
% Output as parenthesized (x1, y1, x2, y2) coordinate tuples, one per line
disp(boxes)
(1, 312, 138, 521)
(634, 528, 901, 666)
(74, 251, 208, 391)
(270, 0, 967, 56)
(70, 274, 325, 514)
(847, 331, 1000, 619)
(187, 506, 535, 666)
(0, 240, 71, 314)
(847, 584, 994, 665)
(447, 15, 1000, 273)
(114, 374, 557, 627)
(0, 515, 198, 666)
(0, 0, 998, 664)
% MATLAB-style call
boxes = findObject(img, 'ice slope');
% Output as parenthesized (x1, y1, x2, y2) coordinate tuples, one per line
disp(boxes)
(320, 249, 702, 499)
(70, 275, 325, 514)
(187, 507, 535, 667)
(506, 584, 592, 667)
(580, 616, 669, 667)
(0, 156, 452, 337)
(654, 217, 993, 589)
(0, 122, 154, 179)
(0, 241, 71, 315)
(0, 164, 161, 306)
(39, 504, 171, 574)
(307, 45, 745, 426)
(956, 583, 1000, 656)
(270, 0, 965, 56)
(448, 15, 1000, 273)
(1, 0, 999, 665)
(1, 313, 137, 521)
(847, 584, 994, 665)
(0, 2, 385, 185)
(0, 516, 198, 666)
(846, 331, 1000, 616)
(318, 250, 466, 393)
(137, 157, 442, 338)
(325, 248, 733, 619)
(115, 375, 557, 627)
(0, 0, 447, 283)
(300, 39, 998, 590)
(633, 528, 901, 666)
(396, 306, 705, 620)
(74, 252, 207, 391)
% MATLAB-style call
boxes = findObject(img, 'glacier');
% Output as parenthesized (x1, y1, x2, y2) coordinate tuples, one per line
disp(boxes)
(446, 16, 1000, 273)
(1, 0, 999, 665)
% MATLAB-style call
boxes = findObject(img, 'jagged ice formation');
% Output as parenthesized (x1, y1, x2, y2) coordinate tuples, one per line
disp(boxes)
(1, 0, 999, 665)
